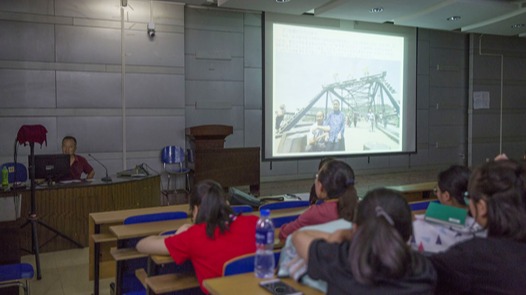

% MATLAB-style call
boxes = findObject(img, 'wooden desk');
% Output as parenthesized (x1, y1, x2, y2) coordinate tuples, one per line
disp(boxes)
(386, 181, 436, 202)
(204, 273, 323, 295)
(108, 207, 304, 241)
(89, 203, 188, 295)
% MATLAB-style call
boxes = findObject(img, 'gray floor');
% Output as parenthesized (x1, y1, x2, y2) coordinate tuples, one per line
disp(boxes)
(20, 167, 439, 295)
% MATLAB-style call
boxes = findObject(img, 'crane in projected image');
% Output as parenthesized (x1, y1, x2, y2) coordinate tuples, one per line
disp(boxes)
(277, 71, 400, 138)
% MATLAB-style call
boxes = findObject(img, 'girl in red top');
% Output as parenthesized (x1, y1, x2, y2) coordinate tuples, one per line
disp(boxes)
(279, 159, 358, 241)
(136, 180, 258, 294)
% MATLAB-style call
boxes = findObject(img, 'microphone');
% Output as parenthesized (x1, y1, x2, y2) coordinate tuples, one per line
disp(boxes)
(88, 153, 112, 182)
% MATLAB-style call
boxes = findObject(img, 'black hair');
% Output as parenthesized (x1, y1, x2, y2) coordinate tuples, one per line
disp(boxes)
(467, 159, 526, 241)
(62, 135, 77, 145)
(189, 179, 234, 239)
(349, 188, 413, 285)
(316, 159, 358, 221)
(309, 157, 336, 205)
(437, 165, 471, 205)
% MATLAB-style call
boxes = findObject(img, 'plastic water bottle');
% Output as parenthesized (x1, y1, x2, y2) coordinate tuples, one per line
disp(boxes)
(255, 209, 275, 278)
(1, 166, 8, 189)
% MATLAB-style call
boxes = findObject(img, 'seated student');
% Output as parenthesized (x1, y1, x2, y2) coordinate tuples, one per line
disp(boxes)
(278, 218, 352, 293)
(136, 180, 258, 294)
(292, 188, 437, 295)
(412, 165, 486, 253)
(308, 157, 335, 205)
(279, 159, 358, 241)
(429, 158, 526, 295)
(61, 135, 94, 180)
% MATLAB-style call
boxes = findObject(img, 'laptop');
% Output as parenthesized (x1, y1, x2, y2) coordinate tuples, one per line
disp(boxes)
(424, 202, 467, 228)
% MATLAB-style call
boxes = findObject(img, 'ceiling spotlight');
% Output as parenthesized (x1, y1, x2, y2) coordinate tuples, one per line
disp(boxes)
(511, 23, 525, 29)
(276, 0, 290, 3)
(369, 7, 384, 13)
(447, 16, 461, 21)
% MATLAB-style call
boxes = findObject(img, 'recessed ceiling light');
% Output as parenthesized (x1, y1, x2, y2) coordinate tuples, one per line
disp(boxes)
(369, 7, 384, 13)
(511, 23, 525, 29)
(276, 0, 290, 3)
(447, 16, 461, 21)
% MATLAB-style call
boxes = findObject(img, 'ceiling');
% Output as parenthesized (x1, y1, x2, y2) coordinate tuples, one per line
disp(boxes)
(178, 0, 526, 37)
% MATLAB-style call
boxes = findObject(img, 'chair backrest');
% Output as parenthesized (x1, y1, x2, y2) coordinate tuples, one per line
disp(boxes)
(231, 205, 254, 214)
(1, 162, 28, 183)
(0, 263, 34, 295)
(123, 211, 188, 225)
(222, 250, 281, 276)
(259, 200, 310, 211)
(161, 146, 185, 165)
(409, 200, 439, 212)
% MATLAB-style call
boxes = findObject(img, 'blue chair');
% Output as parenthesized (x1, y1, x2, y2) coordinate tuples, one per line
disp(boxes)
(222, 250, 281, 276)
(0, 162, 28, 185)
(231, 205, 254, 214)
(124, 211, 188, 225)
(0, 263, 34, 295)
(259, 200, 310, 211)
(409, 200, 439, 211)
(161, 146, 192, 204)
(120, 211, 190, 295)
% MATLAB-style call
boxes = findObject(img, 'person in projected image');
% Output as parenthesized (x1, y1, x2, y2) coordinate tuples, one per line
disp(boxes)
(325, 99, 345, 151)
(61, 135, 94, 180)
(275, 104, 286, 132)
(367, 109, 376, 132)
(305, 111, 330, 152)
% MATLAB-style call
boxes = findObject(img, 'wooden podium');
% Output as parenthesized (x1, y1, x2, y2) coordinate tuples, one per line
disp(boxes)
(186, 125, 260, 194)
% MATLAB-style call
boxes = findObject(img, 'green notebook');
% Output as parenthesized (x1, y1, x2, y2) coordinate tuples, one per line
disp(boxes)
(424, 202, 467, 228)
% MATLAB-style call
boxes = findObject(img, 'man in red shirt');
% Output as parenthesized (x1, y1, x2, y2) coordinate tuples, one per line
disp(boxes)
(62, 136, 94, 180)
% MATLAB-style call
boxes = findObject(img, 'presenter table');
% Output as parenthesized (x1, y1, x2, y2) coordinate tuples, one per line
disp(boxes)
(89, 203, 189, 295)
(203, 273, 323, 295)
(14, 175, 161, 253)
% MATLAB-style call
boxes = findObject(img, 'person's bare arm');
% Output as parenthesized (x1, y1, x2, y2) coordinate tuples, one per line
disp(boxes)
(326, 229, 353, 243)
(87, 170, 95, 179)
(291, 230, 330, 263)
(136, 235, 170, 255)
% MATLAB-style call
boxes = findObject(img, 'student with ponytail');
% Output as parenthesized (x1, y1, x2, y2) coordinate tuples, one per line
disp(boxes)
(136, 180, 258, 294)
(292, 188, 436, 294)
(279, 159, 358, 241)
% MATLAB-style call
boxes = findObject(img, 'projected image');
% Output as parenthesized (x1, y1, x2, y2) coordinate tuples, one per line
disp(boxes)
(274, 72, 401, 156)
(264, 19, 416, 160)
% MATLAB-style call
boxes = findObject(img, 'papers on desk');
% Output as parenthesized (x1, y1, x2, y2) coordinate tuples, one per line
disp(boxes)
(59, 179, 82, 184)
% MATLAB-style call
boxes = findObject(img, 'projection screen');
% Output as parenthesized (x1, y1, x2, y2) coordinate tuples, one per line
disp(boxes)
(263, 13, 417, 161)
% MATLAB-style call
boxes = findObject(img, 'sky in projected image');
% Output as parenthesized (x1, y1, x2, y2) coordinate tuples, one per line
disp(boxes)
(273, 24, 403, 113)
(271, 23, 406, 157)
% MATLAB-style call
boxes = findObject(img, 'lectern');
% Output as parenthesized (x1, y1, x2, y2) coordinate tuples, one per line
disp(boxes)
(186, 125, 260, 195)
